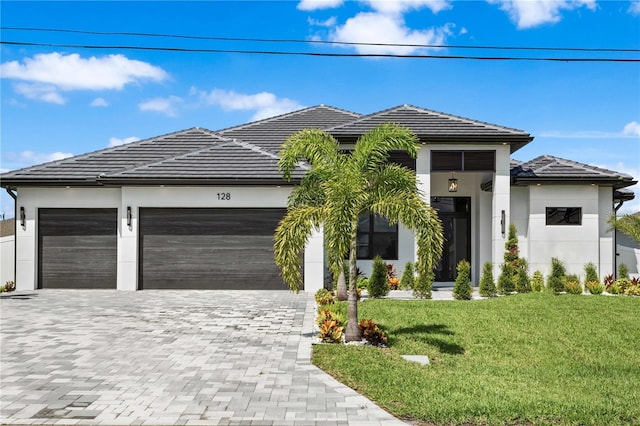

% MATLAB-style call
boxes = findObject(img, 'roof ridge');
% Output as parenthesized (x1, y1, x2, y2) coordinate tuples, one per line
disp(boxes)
(217, 104, 361, 133)
(325, 104, 529, 136)
(105, 130, 233, 176)
(401, 104, 530, 135)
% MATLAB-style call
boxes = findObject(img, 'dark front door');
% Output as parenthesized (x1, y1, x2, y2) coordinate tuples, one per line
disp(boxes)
(430, 197, 471, 282)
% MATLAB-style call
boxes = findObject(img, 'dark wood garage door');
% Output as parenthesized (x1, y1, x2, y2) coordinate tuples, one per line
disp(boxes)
(38, 208, 117, 289)
(139, 208, 288, 290)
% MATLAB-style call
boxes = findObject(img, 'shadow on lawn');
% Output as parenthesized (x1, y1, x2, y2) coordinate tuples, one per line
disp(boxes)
(391, 323, 465, 355)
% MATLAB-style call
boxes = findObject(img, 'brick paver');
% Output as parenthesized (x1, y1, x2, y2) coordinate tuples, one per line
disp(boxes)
(1, 290, 406, 425)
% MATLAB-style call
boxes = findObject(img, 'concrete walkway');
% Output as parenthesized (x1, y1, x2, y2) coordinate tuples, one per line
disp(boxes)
(1, 290, 406, 426)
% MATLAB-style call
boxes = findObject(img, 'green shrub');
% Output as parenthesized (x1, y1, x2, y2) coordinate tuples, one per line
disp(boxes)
(585, 281, 604, 295)
(618, 263, 630, 279)
(548, 257, 567, 294)
(565, 280, 583, 295)
(357, 276, 369, 290)
(614, 278, 632, 294)
(624, 281, 640, 296)
(399, 262, 415, 290)
(515, 259, 531, 293)
(316, 308, 346, 328)
(584, 262, 599, 285)
(412, 272, 433, 299)
(358, 319, 388, 346)
(453, 260, 473, 300)
(479, 262, 497, 297)
(318, 320, 343, 343)
(531, 271, 545, 292)
(367, 256, 390, 298)
(497, 263, 515, 295)
(315, 288, 334, 306)
(0, 281, 16, 293)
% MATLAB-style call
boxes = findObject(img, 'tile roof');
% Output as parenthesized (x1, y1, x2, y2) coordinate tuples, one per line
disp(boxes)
(219, 105, 361, 153)
(104, 138, 306, 183)
(512, 155, 636, 188)
(5, 105, 632, 190)
(326, 104, 532, 151)
(0, 127, 304, 185)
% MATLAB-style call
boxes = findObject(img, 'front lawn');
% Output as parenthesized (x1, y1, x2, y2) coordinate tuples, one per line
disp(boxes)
(312, 293, 640, 425)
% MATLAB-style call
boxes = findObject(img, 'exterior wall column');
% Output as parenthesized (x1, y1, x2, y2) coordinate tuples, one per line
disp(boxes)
(492, 146, 511, 277)
(304, 225, 324, 293)
(118, 189, 138, 291)
(415, 145, 431, 263)
(15, 196, 36, 291)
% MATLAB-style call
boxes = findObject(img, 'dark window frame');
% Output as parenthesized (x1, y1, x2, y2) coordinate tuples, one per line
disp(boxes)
(356, 213, 399, 260)
(431, 150, 496, 172)
(545, 207, 582, 226)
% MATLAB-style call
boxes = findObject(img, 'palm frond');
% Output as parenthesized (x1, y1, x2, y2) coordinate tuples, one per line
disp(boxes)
(352, 123, 419, 173)
(273, 206, 323, 292)
(370, 195, 443, 276)
(278, 129, 340, 180)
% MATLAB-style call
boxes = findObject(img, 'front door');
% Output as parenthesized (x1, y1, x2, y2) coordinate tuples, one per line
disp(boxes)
(431, 197, 471, 282)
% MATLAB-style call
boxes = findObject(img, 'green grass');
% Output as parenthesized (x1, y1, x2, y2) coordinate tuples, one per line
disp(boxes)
(312, 293, 640, 425)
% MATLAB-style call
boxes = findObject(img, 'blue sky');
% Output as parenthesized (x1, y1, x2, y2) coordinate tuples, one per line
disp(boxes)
(1, 0, 639, 216)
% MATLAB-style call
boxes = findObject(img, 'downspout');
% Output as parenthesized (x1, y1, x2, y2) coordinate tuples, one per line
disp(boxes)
(613, 197, 625, 279)
(5, 188, 17, 284)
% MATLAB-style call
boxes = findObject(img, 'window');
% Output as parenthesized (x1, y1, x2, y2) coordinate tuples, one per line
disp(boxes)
(356, 214, 398, 259)
(431, 150, 496, 172)
(546, 207, 582, 225)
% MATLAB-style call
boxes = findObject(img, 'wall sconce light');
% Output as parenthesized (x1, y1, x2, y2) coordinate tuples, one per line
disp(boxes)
(126, 206, 132, 229)
(448, 172, 458, 193)
(20, 206, 26, 228)
(501, 210, 506, 237)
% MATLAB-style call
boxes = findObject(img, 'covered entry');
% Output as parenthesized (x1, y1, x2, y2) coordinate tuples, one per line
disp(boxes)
(431, 197, 471, 282)
(38, 208, 117, 289)
(138, 208, 288, 290)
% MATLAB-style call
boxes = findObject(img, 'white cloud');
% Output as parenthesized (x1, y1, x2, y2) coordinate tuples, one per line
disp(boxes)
(90, 97, 109, 107)
(14, 83, 66, 104)
(330, 12, 450, 55)
(108, 136, 140, 147)
(623, 121, 640, 137)
(1, 52, 168, 103)
(298, 0, 343, 11)
(488, 0, 596, 29)
(195, 89, 304, 121)
(629, 1, 640, 16)
(308, 16, 338, 27)
(19, 150, 73, 164)
(138, 96, 182, 117)
(364, 0, 451, 15)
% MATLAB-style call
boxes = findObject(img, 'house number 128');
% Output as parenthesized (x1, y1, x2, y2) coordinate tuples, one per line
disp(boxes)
(217, 192, 231, 200)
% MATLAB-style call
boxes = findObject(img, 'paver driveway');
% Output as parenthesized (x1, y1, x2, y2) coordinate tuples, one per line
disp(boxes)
(1, 290, 406, 426)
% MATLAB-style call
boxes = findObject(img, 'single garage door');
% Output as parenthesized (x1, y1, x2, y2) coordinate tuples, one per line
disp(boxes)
(139, 208, 289, 290)
(38, 208, 117, 289)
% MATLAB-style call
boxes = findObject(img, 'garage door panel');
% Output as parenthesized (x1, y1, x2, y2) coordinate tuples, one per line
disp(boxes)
(139, 208, 288, 290)
(39, 208, 117, 289)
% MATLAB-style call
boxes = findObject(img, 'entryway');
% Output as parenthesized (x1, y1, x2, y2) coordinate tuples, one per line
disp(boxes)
(431, 197, 471, 282)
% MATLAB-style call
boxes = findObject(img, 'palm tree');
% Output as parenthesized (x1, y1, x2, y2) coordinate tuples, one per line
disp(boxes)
(274, 123, 443, 341)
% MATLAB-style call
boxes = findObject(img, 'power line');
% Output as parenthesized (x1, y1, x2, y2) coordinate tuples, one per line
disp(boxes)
(1, 40, 638, 62)
(2, 26, 639, 53)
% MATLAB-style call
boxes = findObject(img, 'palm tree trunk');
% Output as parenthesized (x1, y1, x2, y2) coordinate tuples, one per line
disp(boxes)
(336, 266, 348, 301)
(344, 227, 362, 342)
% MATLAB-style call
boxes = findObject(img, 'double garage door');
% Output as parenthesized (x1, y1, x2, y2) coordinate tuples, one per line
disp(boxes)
(38, 208, 287, 290)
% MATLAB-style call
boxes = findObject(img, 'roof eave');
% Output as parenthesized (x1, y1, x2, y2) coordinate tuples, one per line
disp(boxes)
(513, 177, 637, 189)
